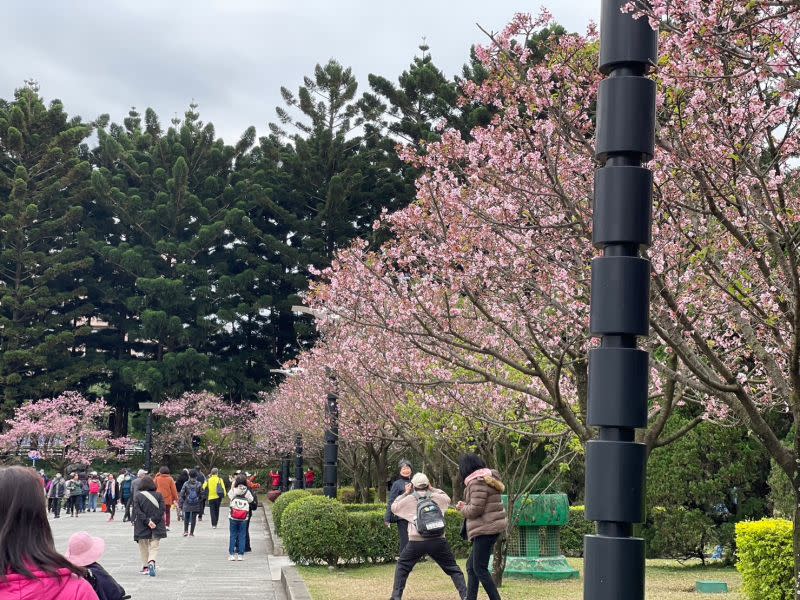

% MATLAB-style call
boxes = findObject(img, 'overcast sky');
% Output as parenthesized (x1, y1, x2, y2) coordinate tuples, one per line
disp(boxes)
(2, 1, 599, 144)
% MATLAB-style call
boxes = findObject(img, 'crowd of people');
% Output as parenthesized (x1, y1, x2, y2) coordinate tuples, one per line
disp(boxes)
(1, 456, 504, 600)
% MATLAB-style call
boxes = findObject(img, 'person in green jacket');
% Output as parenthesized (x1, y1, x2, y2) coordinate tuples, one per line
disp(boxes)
(202, 468, 227, 529)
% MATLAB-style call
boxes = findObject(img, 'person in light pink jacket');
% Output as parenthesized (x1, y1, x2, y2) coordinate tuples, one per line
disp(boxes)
(0, 466, 98, 600)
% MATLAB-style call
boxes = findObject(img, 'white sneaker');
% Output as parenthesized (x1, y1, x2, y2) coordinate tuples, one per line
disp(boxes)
(236, 555, 243, 561)
(228, 555, 235, 561)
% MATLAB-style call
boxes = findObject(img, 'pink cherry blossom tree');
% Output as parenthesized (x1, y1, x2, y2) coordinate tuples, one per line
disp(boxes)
(153, 391, 258, 471)
(0, 391, 136, 470)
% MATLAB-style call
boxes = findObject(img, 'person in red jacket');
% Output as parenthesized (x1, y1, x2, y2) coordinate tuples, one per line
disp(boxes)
(0, 466, 99, 600)
(269, 469, 281, 490)
(304, 468, 316, 488)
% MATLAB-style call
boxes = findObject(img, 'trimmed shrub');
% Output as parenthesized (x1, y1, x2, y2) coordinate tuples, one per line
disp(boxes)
(342, 511, 397, 564)
(736, 519, 793, 600)
(306, 487, 324, 496)
(282, 496, 348, 567)
(562, 506, 595, 557)
(343, 503, 387, 513)
(337, 486, 376, 504)
(273, 489, 311, 534)
(444, 509, 471, 558)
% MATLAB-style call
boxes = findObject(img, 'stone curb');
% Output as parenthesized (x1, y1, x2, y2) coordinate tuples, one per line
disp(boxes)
(281, 565, 313, 600)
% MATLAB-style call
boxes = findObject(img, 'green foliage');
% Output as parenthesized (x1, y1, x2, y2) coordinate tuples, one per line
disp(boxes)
(767, 459, 794, 518)
(337, 486, 376, 504)
(647, 507, 716, 562)
(561, 506, 594, 557)
(273, 489, 311, 534)
(343, 503, 386, 512)
(282, 496, 348, 566)
(341, 511, 397, 564)
(736, 519, 793, 600)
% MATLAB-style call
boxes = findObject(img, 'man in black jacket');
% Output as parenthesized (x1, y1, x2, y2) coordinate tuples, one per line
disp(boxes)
(385, 459, 413, 554)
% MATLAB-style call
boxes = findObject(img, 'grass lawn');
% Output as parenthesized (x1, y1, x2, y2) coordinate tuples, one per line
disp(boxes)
(300, 558, 742, 600)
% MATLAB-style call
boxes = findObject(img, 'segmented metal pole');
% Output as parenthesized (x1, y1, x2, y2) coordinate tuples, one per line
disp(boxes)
(584, 2, 657, 599)
(323, 392, 339, 499)
(295, 434, 304, 489)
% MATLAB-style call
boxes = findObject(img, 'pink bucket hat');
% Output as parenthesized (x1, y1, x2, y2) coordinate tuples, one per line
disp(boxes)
(65, 531, 106, 567)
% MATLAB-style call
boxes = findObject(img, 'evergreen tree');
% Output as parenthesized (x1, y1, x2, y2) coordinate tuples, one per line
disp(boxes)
(0, 83, 95, 422)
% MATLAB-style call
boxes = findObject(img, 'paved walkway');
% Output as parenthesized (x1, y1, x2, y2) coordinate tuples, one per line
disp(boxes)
(51, 507, 287, 600)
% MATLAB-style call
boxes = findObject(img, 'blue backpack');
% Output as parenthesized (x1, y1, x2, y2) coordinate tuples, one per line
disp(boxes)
(186, 482, 200, 504)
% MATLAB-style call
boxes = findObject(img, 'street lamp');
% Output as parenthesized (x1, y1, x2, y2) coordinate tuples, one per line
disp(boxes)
(270, 368, 305, 490)
(584, 1, 657, 599)
(138, 402, 160, 474)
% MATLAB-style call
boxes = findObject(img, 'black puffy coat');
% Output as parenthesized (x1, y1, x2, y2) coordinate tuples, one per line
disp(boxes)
(132, 491, 167, 542)
(385, 476, 412, 524)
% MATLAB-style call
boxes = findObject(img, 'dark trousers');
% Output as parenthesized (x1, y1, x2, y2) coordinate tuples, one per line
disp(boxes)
(105, 497, 116, 519)
(466, 534, 501, 600)
(184, 511, 198, 534)
(209, 498, 222, 527)
(123, 496, 132, 521)
(51, 498, 62, 518)
(67, 496, 80, 516)
(199, 498, 206, 519)
(392, 537, 467, 600)
(397, 520, 409, 554)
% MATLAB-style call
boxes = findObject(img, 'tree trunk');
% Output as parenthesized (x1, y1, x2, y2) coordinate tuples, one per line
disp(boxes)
(492, 533, 506, 586)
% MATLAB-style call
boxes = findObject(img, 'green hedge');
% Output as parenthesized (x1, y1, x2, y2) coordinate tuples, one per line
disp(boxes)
(281, 500, 470, 564)
(273, 489, 312, 534)
(337, 486, 377, 503)
(282, 496, 348, 567)
(736, 519, 793, 600)
(561, 506, 594, 557)
(343, 503, 387, 513)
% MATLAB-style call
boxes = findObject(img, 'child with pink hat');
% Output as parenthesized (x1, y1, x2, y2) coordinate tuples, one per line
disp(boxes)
(66, 532, 128, 600)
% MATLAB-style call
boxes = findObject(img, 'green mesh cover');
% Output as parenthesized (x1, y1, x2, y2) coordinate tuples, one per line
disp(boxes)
(489, 555, 580, 581)
(502, 493, 570, 527)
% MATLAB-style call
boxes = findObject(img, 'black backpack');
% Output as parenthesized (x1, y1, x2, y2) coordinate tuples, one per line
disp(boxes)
(85, 565, 129, 600)
(413, 491, 446, 537)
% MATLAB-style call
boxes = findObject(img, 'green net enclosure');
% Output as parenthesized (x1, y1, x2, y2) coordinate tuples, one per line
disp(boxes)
(490, 493, 580, 581)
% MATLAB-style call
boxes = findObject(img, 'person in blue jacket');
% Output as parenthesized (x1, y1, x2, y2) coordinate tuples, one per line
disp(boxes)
(385, 459, 413, 554)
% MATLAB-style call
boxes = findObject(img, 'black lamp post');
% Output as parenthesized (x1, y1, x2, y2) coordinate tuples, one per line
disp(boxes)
(295, 433, 304, 489)
(584, 1, 657, 599)
(323, 391, 339, 499)
(138, 402, 159, 474)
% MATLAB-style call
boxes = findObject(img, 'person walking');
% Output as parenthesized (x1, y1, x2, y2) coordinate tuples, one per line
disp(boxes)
(48, 472, 66, 518)
(202, 467, 227, 529)
(119, 470, 134, 522)
(389, 472, 467, 600)
(227, 474, 254, 561)
(179, 469, 204, 537)
(194, 466, 207, 521)
(154, 466, 179, 531)
(79, 472, 90, 514)
(244, 478, 259, 553)
(385, 459, 414, 554)
(102, 473, 120, 521)
(66, 531, 127, 600)
(456, 454, 507, 600)
(129, 469, 147, 525)
(175, 469, 189, 521)
(133, 476, 167, 577)
(66, 473, 84, 518)
(0, 466, 99, 599)
(88, 473, 101, 512)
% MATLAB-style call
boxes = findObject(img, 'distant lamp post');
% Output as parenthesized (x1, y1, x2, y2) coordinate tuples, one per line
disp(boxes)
(138, 402, 160, 474)
(271, 367, 305, 490)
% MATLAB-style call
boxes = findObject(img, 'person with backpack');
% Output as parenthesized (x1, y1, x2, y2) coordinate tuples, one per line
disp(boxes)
(88, 474, 101, 512)
(227, 474, 254, 561)
(0, 466, 99, 600)
(48, 473, 66, 518)
(154, 466, 179, 531)
(66, 473, 84, 518)
(132, 476, 167, 577)
(390, 472, 467, 600)
(456, 454, 507, 600)
(385, 459, 414, 554)
(202, 467, 227, 529)
(66, 531, 127, 600)
(102, 474, 119, 521)
(179, 469, 205, 537)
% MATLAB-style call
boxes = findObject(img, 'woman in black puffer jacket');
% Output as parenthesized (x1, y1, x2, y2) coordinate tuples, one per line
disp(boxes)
(132, 476, 167, 577)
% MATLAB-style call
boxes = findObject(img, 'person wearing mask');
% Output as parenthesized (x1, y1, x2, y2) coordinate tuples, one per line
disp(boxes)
(179, 469, 204, 537)
(202, 467, 227, 529)
(385, 459, 414, 554)
(88, 473, 101, 513)
(0, 466, 98, 599)
(65, 531, 127, 600)
(66, 473, 84, 518)
(227, 474, 254, 561)
(47, 473, 66, 519)
(456, 454, 507, 600)
(102, 474, 119, 522)
(154, 467, 179, 531)
(390, 472, 467, 600)
(132, 476, 167, 577)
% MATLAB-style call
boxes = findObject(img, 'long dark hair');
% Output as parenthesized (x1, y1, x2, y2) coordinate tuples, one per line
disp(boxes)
(139, 475, 156, 492)
(458, 453, 487, 482)
(0, 466, 85, 581)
